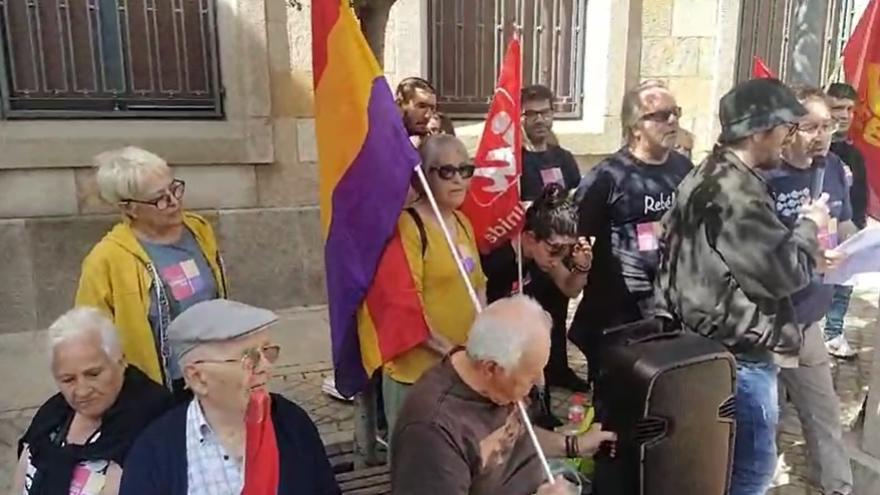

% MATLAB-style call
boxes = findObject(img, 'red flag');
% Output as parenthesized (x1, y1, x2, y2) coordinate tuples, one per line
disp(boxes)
(242, 390, 279, 495)
(843, 0, 880, 218)
(752, 56, 776, 79)
(460, 36, 525, 254)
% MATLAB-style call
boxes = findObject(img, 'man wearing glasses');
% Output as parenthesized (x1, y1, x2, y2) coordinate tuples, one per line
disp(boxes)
(763, 87, 855, 495)
(520, 84, 582, 201)
(654, 78, 830, 495)
(120, 299, 340, 495)
(569, 80, 693, 387)
(77, 146, 227, 399)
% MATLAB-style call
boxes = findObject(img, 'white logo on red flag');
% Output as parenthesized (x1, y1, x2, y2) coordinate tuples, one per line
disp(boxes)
(461, 36, 525, 254)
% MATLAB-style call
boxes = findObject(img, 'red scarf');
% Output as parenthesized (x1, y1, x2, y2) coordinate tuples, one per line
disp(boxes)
(242, 390, 280, 495)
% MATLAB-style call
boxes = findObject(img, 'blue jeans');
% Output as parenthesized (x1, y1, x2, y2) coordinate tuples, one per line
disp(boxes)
(730, 361, 779, 495)
(824, 285, 853, 341)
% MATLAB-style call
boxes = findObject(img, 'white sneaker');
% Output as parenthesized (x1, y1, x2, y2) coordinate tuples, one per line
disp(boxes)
(321, 375, 353, 402)
(826, 335, 858, 359)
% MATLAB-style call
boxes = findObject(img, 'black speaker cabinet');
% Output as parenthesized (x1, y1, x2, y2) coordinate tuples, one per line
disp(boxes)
(592, 320, 737, 495)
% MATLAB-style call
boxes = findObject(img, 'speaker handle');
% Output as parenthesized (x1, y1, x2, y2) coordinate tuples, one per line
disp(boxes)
(625, 330, 685, 346)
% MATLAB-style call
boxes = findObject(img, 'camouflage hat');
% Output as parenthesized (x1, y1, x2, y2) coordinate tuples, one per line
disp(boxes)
(718, 78, 807, 143)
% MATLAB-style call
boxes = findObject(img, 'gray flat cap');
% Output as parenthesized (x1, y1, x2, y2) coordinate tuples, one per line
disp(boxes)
(168, 299, 278, 359)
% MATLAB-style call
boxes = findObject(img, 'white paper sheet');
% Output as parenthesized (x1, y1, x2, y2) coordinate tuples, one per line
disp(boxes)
(824, 227, 880, 285)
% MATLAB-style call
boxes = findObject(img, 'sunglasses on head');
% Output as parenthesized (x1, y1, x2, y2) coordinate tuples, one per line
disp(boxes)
(430, 163, 476, 180)
(640, 106, 682, 123)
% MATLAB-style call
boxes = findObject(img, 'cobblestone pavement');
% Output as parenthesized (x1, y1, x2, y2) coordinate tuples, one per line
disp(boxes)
(1, 286, 876, 493)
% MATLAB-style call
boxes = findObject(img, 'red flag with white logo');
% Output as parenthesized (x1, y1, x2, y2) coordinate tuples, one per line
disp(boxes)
(461, 36, 524, 254)
(843, 0, 880, 219)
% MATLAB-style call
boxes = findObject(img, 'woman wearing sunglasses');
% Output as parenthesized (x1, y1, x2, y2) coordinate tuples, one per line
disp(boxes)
(382, 134, 488, 433)
(75, 147, 227, 396)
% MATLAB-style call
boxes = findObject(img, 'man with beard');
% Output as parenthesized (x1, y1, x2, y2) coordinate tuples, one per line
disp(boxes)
(396, 76, 438, 145)
(823, 82, 867, 358)
(570, 80, 693, 386)
(764, 86, 854, 495)
(654, 78, 830, 495)
(520, 84, 581, 200)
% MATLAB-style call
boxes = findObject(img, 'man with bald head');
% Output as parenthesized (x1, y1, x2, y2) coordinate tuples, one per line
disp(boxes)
(390, 295, 616, 495)
(571, 80, 693, 387)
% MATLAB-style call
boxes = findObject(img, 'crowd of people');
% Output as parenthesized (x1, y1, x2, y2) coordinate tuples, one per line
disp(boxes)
(9, 71, 870, 495)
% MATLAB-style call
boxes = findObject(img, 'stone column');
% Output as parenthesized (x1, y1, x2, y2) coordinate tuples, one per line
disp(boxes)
(850, 305, 880, 493)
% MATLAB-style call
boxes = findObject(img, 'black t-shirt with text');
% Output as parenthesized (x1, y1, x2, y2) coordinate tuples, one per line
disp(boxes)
(521, 145, 581, 201)
(571, 148, 693, 348)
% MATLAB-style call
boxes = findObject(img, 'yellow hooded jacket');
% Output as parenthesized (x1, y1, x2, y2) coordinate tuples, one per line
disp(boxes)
(75, 212, 227, 385)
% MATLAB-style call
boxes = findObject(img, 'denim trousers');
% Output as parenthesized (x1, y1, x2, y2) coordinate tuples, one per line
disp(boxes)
(824, 284, 854, 341)
(730, 361, 780, 495)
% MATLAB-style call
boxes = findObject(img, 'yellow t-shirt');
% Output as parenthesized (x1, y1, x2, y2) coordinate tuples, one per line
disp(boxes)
(384, 209, 487, 384)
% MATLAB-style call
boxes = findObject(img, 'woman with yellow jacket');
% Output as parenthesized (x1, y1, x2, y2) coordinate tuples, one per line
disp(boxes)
(76, 147, 227, 395)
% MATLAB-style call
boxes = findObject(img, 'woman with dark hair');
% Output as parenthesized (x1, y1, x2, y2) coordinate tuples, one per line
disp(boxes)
(481, 183, 593, 426)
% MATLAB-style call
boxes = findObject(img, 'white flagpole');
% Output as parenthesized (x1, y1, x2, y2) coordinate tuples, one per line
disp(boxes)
(516, 233, 524, 294)
(414, 165, 556, 484)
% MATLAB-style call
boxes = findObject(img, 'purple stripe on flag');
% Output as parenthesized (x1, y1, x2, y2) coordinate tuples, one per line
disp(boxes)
(325, 77, 420, 397)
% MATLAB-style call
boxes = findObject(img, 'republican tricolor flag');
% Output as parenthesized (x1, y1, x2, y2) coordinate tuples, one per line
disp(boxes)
(312, 0, 430, 397)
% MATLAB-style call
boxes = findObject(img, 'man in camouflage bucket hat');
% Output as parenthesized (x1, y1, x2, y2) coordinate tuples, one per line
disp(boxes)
(653, 79, 832, 495)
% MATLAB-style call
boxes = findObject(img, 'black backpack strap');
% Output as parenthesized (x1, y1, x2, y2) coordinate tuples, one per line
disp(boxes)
(405, 208, 428, 257)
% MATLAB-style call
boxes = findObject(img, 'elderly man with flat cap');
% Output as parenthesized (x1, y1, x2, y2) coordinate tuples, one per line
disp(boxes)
(120, 299, 339, 495)
(654, 78, 832, 495)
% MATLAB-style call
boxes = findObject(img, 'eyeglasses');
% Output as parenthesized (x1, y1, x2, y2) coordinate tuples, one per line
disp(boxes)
(797, 121, 838, 135)
(785, 123, 800, 138)
(523, 108, 554, 120)
(640, 106, 682, 123)
(543, 239, 576, 258)
(429, 164, 476, 180)
(192, 344, 281, 373)
(122, 179, 185, 210)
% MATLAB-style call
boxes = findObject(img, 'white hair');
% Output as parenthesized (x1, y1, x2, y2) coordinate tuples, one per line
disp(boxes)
(93, 146, 170, 204)
(466, 295, 551, 369)
(48, 307, 123, 360)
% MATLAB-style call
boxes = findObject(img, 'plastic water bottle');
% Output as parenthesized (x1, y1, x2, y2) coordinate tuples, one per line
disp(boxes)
(568, 394, 586, 429)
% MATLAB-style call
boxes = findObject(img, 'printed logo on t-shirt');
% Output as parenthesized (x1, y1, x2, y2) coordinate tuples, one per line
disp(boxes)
(636, 222, 660, 251)
(539, 167, 564, 187)
(643, 192, 676, 214)
(775, 188, 811, 219)
(160, 259, 206, 301)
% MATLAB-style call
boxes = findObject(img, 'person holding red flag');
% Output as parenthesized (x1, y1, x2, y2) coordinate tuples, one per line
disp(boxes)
(119, 300, 339, 495)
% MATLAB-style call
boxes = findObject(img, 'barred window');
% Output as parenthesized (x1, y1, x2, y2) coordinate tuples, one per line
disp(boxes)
(427, 0, 587, 119)
(0, 0, 223, 119)
(734, 0, 856, 85)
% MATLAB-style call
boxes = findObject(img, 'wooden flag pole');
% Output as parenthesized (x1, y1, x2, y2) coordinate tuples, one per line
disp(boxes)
(414, 164, 557, 485)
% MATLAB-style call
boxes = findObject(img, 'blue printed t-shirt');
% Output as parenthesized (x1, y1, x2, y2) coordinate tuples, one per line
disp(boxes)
(763, 152, 852, 324)
(141, 228, 218, 379)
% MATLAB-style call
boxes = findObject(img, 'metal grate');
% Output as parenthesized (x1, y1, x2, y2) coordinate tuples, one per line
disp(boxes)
(0, 0, 222, 118)
(426, 0, 587, 119)
(734, 0, 854, 85)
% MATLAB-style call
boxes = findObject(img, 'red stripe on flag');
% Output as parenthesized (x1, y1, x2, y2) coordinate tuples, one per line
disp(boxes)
(242, 391, 279, 495)
(311, 0, 342, 86)
(364, 231, 430, 363)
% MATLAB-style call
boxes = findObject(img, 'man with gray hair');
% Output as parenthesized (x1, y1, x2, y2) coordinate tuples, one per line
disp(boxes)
(120, 299, 339, 495)
(391, 295, 616, 495)
(570, 80, 693, 387)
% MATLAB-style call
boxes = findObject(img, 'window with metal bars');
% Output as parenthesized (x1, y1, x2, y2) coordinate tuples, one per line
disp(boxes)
(0, 0, 222, 119)
(734, 0, 856, 86)
(427, 0, 587, 119)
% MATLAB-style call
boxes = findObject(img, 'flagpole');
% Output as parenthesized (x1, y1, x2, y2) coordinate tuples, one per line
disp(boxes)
(414, 164, 556, 485)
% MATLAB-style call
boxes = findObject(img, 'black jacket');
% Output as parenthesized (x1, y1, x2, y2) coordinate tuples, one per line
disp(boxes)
(654, 149, 819, 363)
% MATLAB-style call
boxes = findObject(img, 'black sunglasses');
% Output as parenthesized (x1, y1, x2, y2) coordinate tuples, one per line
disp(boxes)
(430, 164, 476, 180)
(641, 106, 682, 123)
(122, 179, 186, 210)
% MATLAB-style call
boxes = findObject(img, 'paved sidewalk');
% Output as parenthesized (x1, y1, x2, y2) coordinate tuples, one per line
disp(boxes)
(1, 284, 876, 493)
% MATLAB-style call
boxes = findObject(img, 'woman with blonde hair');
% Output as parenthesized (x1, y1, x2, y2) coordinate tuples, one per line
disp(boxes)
(76, 147, 227, 394)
